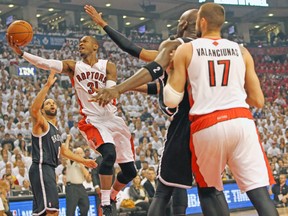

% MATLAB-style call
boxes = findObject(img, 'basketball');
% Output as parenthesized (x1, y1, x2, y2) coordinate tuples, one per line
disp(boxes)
(7, 20, 33, 46)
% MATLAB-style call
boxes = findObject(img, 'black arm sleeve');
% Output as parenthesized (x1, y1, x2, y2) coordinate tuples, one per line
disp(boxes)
(103, 25, 142, 58)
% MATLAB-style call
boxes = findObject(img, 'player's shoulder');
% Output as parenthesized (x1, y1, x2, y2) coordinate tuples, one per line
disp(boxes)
(158, 38, 182, 51)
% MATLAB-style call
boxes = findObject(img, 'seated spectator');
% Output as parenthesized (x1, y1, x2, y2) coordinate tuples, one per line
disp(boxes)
(143, 167, 157, 202)
(129, 175, 150, 213)
(272, 174, 288, 207)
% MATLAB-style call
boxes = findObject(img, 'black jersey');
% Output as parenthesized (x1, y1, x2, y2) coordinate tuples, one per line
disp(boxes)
(158, 37, 194, 188)
(31, 122, 62, 167)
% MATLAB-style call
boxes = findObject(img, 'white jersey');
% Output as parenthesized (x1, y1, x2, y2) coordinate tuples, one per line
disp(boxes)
(73, 60, 117, 117)
(188, 38, 249, 115)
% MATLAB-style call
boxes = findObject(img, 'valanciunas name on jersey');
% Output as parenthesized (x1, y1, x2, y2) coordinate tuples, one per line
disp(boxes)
(196, 48, 239, 57)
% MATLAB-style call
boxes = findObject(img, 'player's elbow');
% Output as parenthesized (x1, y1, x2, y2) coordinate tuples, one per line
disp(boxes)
(163, 83, 184, 108)
(246, 96, 264, 108)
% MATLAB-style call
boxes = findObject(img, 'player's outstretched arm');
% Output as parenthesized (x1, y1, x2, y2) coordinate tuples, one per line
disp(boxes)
(60, 136, 97, 169)
(241, 47, 264, 108)
(30, 71, 57, 133)
(90, 45, 176, 106)
(84, 4, 158, 62)
(7, 35, 75, 77)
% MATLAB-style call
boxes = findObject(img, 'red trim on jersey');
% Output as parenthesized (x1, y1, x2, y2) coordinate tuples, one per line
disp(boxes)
(190, 108, 253, 134)
(70, 77, 75, 87)
(190, 128, 208, 187)
(256, 128, 276, 185)
(78, 117, 104, 148)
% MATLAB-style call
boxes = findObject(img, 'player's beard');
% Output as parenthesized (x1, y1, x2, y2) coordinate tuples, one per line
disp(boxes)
(45, 109, 57, 116)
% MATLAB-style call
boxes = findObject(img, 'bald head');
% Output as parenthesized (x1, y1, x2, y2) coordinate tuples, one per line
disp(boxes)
(74, 147, 84, 157)
(177, 9, 198, 38)
(181, 9, 198, 23)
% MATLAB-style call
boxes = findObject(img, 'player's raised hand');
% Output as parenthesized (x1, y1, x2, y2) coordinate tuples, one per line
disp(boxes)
(46, 70, 57, 88)
(89, 86, 120, 107)
(6, 34, 23, 56)
(84, 5, 107, 27)
(83, 159, 97, 168)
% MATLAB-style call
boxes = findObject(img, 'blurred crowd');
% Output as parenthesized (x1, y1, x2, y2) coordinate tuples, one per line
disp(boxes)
(0, 31, 287, 211)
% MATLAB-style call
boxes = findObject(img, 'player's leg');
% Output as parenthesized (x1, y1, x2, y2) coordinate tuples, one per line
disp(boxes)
(44, 165, 60, 216)
(197, 186, 229, 216)
(171, 187, 188, 216)
(191, 122, 230, 216)
(110, 117, 136, 200)
(97, 143, 117, 206)
(246, 187, 279, 216)
(228, 118, 278, 216)
(147, 181, 174, 216)
(112, 161, 137, 197)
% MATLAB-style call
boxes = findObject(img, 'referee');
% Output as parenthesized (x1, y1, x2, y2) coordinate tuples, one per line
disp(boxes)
(66, 146, 90, 216)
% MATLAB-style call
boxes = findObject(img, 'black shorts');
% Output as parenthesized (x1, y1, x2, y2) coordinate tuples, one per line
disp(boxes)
(158, 112, 193, 188)
(29, 163, 59, 215)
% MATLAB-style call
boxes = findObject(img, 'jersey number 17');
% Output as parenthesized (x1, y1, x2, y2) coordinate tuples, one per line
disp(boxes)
(208, 60, 230, 87)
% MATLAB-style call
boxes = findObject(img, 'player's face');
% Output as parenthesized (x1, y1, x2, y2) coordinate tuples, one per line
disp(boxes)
(79, 36, 98, 58)
(43, 99, 57, 116)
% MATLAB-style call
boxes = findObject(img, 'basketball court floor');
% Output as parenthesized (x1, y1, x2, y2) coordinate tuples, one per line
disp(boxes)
(230, 208, 288, 215)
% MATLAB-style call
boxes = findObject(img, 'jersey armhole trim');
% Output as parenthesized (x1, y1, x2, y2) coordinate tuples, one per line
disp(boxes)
(31, 122, 50, 138)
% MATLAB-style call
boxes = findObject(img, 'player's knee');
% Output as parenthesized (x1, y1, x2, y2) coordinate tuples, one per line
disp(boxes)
(98, 143, 116, 175)
(117, 162, 137, 184)
(198, 186, 217, 197)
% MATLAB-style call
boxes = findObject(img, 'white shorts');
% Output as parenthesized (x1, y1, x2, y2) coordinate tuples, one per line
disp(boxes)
(78, 115, 135, 164)
(190, 108, 274, 192)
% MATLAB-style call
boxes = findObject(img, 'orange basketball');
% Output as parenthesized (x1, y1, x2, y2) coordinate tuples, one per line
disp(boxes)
(7, 20, 33, 46)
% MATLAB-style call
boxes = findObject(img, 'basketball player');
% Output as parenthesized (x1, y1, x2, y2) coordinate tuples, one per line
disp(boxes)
(8, 36, 137, 216)
(85, 5, 229, 216)
(160, 3, 278, 216)
(28, 71, 97, 216)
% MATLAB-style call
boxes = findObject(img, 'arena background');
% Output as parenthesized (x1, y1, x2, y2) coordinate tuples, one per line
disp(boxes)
(0, 0, 287, 215)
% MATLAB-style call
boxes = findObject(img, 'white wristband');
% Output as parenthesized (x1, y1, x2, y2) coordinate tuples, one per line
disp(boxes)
(106, 80, 116, 88)
(163, 83, 184, 108)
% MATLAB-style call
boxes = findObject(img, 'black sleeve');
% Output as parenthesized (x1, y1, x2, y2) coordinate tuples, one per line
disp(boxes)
(103, 25, 142, 58)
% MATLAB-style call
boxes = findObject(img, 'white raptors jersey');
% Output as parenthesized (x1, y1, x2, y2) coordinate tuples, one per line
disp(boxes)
(73, 60, 117, 117)
(188, 38, 249, 115)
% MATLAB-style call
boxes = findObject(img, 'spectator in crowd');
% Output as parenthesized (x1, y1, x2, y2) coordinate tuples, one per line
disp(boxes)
(271, 174, 288, 207)
(143, 167, 157, 202)
(129, 175, 150, 213)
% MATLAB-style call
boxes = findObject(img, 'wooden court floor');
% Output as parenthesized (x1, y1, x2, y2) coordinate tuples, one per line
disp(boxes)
(230, 207, 288, 215)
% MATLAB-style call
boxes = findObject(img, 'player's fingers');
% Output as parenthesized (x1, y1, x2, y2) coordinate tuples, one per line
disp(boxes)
(92, 86, 99, 93)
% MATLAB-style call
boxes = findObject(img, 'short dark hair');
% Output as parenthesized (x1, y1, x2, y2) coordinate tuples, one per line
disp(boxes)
(199, 3, 225, 31)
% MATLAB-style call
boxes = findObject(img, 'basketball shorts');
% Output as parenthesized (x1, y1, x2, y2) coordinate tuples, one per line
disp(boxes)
(29, 163, 59, 215)
(78, 114, 135, 163)
(158, 111, 193, 188)
(190, 108, 274, 192)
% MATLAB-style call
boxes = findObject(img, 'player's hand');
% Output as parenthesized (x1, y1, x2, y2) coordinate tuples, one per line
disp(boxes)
(45, 71, 57, 88)
(84, 5, 107, 27)
(66, 134, 72, 142)
(154, 47, 176, 70)
(6, 34, 23, 56)
(89, 86, 120, 107)
(83, 159, 97, 168)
